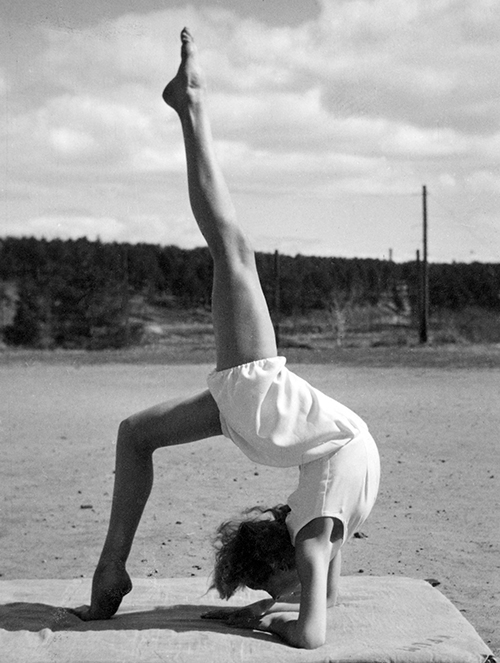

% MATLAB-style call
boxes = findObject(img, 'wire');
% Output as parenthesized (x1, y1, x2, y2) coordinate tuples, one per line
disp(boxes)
(429, 192, 494, 251)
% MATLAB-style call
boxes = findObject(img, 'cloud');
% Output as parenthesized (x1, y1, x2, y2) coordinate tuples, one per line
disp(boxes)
(17, 2, 500, 169)
(2, 1, 499, 261)
(38, 11, 184, 93)
(315, 0, 500, 125)
(467, 170, 500, 194)
(2, 215, 125, 242)
(2, 210, 205, 249)
(4, 91, 182, 182)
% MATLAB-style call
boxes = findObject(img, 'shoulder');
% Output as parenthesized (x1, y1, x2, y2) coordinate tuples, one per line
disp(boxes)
(295, 516, 344, 558)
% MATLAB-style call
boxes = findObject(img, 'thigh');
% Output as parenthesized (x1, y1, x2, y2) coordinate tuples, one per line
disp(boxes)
(126, 389, 223, 452)
(212, 260, 277, 371)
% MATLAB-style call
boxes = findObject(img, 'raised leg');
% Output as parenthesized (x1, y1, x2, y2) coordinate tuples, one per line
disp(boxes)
(73, 390, 222, 620)
(163, 28, 277, 371)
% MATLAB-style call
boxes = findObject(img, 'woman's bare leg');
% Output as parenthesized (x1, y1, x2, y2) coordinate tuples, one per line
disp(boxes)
(73, 390, 222, 620)
(163, 28, 277, 370)
(74, 29, 274, 621)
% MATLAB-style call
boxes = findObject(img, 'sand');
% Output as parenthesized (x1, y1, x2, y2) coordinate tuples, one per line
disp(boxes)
(0, 360, 498, 656)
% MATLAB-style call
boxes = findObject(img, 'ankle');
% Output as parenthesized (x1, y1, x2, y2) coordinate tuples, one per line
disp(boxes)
(176, 89, 206, 118)
(97, 553, 127, 569)
(162, 73, 206, 117)
(178, 101, 211, 139)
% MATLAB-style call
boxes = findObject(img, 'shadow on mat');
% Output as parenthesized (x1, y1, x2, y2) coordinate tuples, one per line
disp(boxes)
(0, 602, 274, 641)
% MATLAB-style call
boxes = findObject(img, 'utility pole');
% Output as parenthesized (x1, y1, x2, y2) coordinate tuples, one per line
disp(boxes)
(419, 185, 429, 344)
(274, 249, 281, 348)
(416, 249, 421, 334)
(123, 245, 130, 346)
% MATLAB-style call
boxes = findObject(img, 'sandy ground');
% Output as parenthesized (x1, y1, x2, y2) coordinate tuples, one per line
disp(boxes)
(0, 361, 499, 656)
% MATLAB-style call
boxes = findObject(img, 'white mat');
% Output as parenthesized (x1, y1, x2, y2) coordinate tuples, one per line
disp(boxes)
(0, 576, 494, 663)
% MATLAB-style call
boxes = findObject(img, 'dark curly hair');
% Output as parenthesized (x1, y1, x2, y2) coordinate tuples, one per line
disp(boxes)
(210, 504, 296, 599)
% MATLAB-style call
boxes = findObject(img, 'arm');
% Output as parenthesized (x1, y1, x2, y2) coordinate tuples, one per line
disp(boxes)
(259, 518, 342, 649)
(202, 597, 302, 625)
(206, 550, 342, 626)
(327, 548, 342, 607)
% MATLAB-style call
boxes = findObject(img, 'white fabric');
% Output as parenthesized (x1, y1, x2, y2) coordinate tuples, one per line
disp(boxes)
(286, 432, 380, 546)
(0, 576, 494, 663)
(208, 357, 380, 544)
(207, 357, 369, 468)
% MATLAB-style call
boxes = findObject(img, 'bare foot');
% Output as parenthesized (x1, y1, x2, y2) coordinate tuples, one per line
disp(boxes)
(162, 27, 206, 113)
(71, 560, 132, 621)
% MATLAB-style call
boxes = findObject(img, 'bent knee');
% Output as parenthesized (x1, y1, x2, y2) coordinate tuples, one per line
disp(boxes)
(117, 416, 149, 454)
(118, 417, 134, 444)
(118, 417, 132, 438)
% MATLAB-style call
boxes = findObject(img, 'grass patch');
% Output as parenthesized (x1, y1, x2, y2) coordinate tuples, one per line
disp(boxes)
(2, 305, 500, 369)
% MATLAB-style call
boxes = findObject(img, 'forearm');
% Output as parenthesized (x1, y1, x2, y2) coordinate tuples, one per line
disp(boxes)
(263, 599, 300, 614)
(268, 598, 335, 613)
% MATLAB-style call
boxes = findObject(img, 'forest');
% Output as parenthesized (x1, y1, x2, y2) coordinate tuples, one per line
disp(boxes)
(1, 236, 499, 349)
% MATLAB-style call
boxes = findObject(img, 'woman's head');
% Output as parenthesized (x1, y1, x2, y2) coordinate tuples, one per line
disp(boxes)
(210, 504, 296, 599)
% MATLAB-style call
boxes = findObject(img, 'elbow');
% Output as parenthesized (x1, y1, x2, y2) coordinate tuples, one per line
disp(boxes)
(299, 633, 326, 650)
(295, 626, 326, 650)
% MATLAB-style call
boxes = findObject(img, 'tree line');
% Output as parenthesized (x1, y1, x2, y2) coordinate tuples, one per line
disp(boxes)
(0, 236, 499, 349)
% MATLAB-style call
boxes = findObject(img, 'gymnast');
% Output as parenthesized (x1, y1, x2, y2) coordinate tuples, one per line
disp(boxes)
(73, 28, 380, 649)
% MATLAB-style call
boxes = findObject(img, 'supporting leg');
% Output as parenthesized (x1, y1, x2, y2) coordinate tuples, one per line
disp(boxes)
(73, 390, 222, 620)
(163, 28, 277, 370)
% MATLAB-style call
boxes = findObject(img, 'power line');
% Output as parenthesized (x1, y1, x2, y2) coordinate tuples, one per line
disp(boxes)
(428, 192, 493, 251)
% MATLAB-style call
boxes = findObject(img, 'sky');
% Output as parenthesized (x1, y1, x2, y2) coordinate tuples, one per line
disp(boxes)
(1, 0, 499, 263)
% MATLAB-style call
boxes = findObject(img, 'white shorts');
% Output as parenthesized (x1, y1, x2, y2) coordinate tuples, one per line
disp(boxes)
(207, 357, 370, 468)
